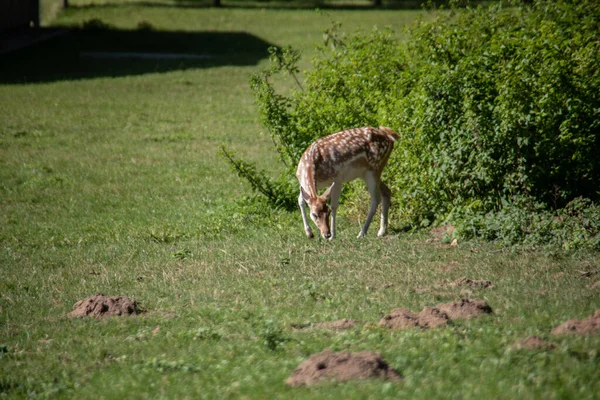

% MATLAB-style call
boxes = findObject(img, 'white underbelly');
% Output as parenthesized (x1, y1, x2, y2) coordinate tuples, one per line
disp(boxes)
(315, 165, 366, 190)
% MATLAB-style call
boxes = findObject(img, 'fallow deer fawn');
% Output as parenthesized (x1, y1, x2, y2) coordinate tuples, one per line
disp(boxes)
(296, 126, 398, 239)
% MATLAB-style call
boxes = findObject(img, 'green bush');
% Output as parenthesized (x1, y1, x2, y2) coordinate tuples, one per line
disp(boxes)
(224, 0, 600, 248)
(386, 0, 600, 225)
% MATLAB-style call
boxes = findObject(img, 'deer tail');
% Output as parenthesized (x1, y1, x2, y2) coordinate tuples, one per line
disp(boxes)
(378, 126, 399, 142)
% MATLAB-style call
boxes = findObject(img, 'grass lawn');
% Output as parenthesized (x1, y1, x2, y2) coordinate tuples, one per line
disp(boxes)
(1, 2, 599, 398)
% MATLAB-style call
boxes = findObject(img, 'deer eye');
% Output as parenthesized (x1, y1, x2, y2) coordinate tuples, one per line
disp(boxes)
(311, 213, 318, 219)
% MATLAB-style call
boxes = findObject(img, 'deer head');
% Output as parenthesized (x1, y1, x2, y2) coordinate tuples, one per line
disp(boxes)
(300, 183, 335, 239)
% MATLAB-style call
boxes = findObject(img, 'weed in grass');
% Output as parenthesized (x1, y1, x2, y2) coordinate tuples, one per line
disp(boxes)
(259, 319, 289, 351)
(171, 248, 192, 260)
(177, 326, 224, 341)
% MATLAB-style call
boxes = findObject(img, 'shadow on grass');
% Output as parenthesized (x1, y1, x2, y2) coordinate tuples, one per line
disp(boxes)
(0, 26, 274, 84)
(67, 0, 437, 10)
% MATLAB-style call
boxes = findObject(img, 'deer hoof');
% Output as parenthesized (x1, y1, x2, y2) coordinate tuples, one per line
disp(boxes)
(357, 232, 366, 239)
(306, 230, 314, 239)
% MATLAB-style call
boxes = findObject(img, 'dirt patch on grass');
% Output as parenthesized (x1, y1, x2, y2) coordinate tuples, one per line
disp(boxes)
(417, 307, 452, 328)
(380, 307, 450, 329)
(510, 336, 556, 351)
(551, 310, 600, 335)
(380, 299, 492, 330)
(285, 349, 402, 387)
(436, 299, 493, 319)
(68, 293, 140, 318)
(379, 308, 421, 329)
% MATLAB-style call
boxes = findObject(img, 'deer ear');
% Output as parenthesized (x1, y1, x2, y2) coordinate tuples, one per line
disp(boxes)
(322, 182, 335, 200)
(300, 186, 311, 202)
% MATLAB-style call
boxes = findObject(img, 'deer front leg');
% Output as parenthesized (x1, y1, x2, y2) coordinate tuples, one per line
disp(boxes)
(298, 192, 314, 238)
(378, 182, 391, 237)
(358, 173, 382, 238)
(328, 181, 342, 240)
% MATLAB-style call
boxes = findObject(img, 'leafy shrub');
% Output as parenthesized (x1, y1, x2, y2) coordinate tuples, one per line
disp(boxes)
(224, 0, 600, 248)
(385, 0, 600, 225)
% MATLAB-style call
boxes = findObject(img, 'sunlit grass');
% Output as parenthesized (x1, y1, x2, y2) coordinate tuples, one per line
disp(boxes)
(1, 3, 599, 399)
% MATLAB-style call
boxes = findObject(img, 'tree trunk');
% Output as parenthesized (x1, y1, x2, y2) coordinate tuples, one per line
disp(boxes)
(31, 0, 40, 26)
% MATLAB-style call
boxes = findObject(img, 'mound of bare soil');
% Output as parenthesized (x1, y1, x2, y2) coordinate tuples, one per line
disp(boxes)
(380, 308, 420, 329)
(436, 299, 493, 320)
(551, 310, 600, 335)
(313, 319, 358, 331)
(418, 307, 452, 328)
(379, 307, 450, 330)
(380, 299, 492, 330)
(285, 349, 402, 387)
(510, 336, 556, 351)
(68, 293, 140, 318)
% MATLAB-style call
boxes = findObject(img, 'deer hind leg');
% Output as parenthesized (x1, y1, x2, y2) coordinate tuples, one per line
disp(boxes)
(298, 191, 314, 238)
(378, 182, 391, 237)
(357, 172, 382, 239)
